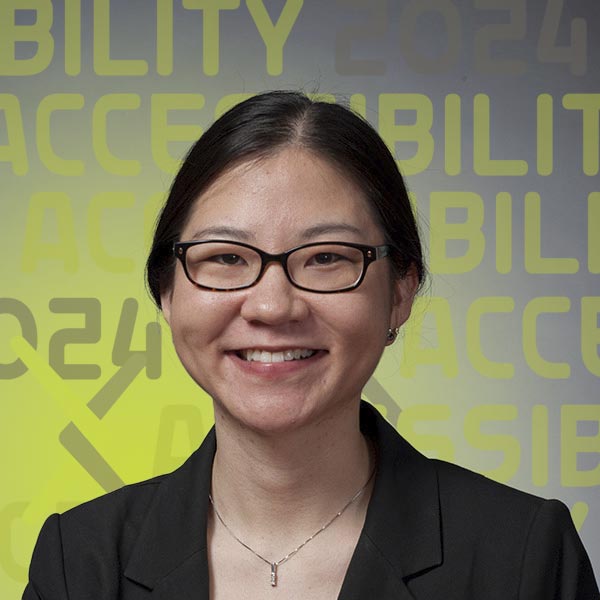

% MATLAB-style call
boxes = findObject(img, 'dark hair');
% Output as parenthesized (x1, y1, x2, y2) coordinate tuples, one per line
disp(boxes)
(146, 90, 425, 307)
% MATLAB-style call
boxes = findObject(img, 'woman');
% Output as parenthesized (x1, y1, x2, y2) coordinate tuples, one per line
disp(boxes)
(24, 91, 598, 599)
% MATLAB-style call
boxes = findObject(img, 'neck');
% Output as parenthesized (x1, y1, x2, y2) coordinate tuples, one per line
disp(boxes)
(209, 401, 374, 542)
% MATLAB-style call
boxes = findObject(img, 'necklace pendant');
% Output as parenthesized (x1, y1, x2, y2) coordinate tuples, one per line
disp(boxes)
(270, 563, 277, 587)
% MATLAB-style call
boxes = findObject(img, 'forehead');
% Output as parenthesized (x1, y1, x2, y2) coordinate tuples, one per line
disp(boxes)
(181, 148, 384, 244)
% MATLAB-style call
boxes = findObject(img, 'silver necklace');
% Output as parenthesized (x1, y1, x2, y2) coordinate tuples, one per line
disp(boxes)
(208, 467, 376, 587)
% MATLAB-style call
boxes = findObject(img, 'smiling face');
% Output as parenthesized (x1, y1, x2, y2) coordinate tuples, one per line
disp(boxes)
(161, 148, 416, 435)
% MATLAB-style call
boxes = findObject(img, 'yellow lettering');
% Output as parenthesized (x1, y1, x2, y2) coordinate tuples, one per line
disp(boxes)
(350, 94, 366, 118)
(92, 93, 141, 175)
(87, 192, 135, 273)
(581, 297, 600, 377)
(0, 0, 53, 75)
(36, 94, 85, 175)
(246, 0, 303, 76)
(214, 93, 253, 119)
(495, 191, 512, 273)
(144, 192, 167, 249)
(429, 191, 484, 273)
(397, 404, 454, 461)
(308, 93, 335, 104)
(532, 404, 549, 487)
(589, 192, 600, 274)
(157, 0, 174, 75)
(151, 93, 204, 174)
(182, 0, 240, 76)
(537, 94, 553, 175)
(64, 0, 81, 75)
(93, 0, 149, 75)
(473, 93, 527, 175)
(153, 405, 207, 474)
(570, 502, 589, 532)
(21, 192, 78, 273)
(0, 94, 28, 175)
(466, 297, 515, 379)
(523, 296, 571, 378)
(444, 93, 461, 176)
(464, 405, 520, 483)
(524, 192, 579, 273)
(0, 502, 28, 582)
(379, 93, 434, 176)
(561, 405, 600, 487)
(562, 94, 600, 176)
(400, 297, 458, 378)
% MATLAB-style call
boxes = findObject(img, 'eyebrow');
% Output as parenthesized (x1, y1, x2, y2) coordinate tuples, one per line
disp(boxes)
(188, 222, 364, 243)
(299, 223, 364, 240)
(189, 226, 255, 241)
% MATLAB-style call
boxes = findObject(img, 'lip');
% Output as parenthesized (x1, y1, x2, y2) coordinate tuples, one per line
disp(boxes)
(230, 345, 324, 352)
(238, 348, 315, 362)
(225, 344, 326, 358)
(226, 348, 326, 377)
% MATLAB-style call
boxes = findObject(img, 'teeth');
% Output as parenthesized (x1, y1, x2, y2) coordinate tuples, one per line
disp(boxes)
(240, 349, 316, 362)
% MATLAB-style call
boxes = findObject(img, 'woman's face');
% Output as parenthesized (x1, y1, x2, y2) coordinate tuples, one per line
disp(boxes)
(161, 148, 416, 435)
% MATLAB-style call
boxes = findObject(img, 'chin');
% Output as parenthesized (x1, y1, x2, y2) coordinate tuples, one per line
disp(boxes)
(212, 391, 328, 437)
(212, 384, 360, 439)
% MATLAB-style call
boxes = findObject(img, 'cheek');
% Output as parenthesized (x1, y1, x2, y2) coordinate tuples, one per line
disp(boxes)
(323, 291, 391, 346)
(167, 284, 234, 349)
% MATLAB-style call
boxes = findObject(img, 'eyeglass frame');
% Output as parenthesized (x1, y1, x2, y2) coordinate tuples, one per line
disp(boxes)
(172, 239, 393, 293)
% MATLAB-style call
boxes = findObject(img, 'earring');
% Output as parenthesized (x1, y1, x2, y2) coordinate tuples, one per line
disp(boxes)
(386, 327, 399, 343)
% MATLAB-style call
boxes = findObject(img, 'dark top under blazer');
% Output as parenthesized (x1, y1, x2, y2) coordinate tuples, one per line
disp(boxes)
(23, 402, 599, 599)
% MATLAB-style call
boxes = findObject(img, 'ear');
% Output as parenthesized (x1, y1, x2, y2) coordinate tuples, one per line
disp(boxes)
(389, 266, 419, 331)
(160, 287, 173, 326)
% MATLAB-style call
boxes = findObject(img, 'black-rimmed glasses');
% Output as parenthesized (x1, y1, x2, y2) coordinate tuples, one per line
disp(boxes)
(173, 240, 392, 293)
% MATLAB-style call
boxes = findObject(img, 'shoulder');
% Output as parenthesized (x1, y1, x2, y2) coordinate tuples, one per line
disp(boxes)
(59, 473, 165, 537)
(431, 457, 544, 512)
(24, 429, 216, 598)
(33, 474, 167, 571)
(51, 423, 216, 546)
(426, 459, 598, 597)
(428, 457, 564, 542)
(427, 457, 591, 538)
(24, 475, 167, 599)
(54, 473, 163, 520)
(368, 402, 548, 521)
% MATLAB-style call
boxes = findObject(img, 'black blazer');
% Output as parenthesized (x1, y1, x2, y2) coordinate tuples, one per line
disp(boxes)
(23, 403, 599, 599)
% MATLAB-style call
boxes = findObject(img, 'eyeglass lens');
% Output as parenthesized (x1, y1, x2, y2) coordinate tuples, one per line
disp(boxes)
(183, 242, 365, 291)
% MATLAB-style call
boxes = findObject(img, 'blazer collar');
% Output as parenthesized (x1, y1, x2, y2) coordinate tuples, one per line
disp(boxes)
(124, 403, 442, 598)
(124, 428, 216, 597)
(338, 403, 442, 599)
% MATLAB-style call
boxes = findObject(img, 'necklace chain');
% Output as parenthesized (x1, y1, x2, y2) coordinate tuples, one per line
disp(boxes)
(208, 466, 376, 587)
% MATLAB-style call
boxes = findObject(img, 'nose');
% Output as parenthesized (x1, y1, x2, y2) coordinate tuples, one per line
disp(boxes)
(239, 262, 309, 325)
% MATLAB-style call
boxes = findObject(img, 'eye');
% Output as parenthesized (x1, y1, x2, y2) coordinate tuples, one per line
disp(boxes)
(210, 253, 246, 266)
(308, 252, 346, 266)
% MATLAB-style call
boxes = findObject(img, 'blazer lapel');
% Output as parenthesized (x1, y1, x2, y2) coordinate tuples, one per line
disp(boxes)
(122, 403, 441, 600)
(124, 429, 217, 599)
(338, 534, 417, 600)
(338, 403, 443, 600)
(143, 550, 209, 600)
